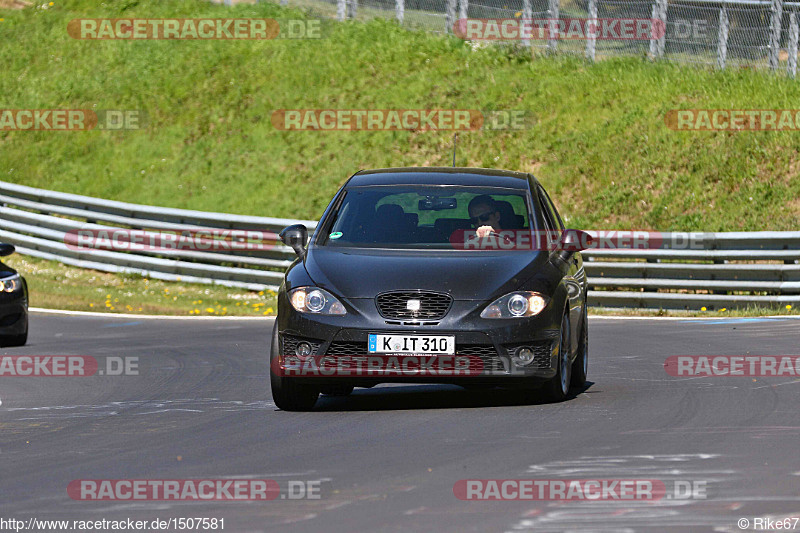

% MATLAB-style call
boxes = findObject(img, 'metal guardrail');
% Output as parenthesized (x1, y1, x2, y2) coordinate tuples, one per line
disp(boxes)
(0, 181, 317, 233)
(1, 180, 799, 309)
(0, 181, 316, 291)
(584, 231, 800, 309)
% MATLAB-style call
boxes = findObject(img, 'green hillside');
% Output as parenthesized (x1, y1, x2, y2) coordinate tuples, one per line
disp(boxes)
(2, 0, 800, 231)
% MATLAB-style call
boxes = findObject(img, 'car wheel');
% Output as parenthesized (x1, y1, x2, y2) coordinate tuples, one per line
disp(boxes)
(269, 323, 319, 411)
(320, 385, 354, 396)
(570, 306, 588, 388)
(540, 311, 571, 403)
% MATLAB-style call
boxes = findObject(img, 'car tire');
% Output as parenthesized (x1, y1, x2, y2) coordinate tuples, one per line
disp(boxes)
(270, 323, 319, 411)
(320, 385, 354, 396)
(570, 306, 588, 388)
(540, 311, 571, 403)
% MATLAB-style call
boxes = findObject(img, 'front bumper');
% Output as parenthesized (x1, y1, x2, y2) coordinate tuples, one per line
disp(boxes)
(275, 294, 562, 385)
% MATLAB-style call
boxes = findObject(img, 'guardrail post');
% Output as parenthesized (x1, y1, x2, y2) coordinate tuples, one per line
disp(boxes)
(769, 0, 784, 70)
(789, 12, 799, 77)
(337, 0, 346, 21)
(347, 0, 358, 19)
(649, 1, 658, 58)
(649, 0, 667, 59)
(710, 236, 726, 293)
(586, 0, 597, 61)
(458, 0, 468, 24)
(522, 0, 533, 47)
(396, 0, 404, 24)
(717, 5, 729, 69)
(658, 0, 667, 56)
(547, 0, 559, 52)
(446, 0, 457, 33)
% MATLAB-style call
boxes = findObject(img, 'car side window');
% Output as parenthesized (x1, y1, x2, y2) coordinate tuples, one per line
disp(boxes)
(538, 186, 564, 232)
(537, 188, 556, 232)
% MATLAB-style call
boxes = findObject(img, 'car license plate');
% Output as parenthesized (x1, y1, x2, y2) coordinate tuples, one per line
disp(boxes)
(368, 334, 455, 355)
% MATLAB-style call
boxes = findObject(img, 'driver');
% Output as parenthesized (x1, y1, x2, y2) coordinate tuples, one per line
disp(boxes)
(468, 195, 502, 238)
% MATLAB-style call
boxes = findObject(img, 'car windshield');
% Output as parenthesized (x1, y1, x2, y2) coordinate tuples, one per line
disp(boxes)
(318, 186, 535, 249)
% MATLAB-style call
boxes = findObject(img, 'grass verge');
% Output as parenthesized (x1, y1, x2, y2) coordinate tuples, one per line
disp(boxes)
(589, 305, 798, 318)
(4, 255, 277, 316)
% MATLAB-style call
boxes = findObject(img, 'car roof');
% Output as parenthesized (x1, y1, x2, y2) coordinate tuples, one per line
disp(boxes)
(346, 167, 535, 190)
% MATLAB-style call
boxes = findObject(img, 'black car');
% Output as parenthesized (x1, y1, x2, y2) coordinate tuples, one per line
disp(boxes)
(270, 168, 590, 410)
(0, 243, 29, 347)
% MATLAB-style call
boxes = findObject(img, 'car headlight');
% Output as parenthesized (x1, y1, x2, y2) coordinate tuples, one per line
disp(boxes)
(480, 291, 548, 318)
(0, 274, 21, 293)
(288, 287, 346, 315)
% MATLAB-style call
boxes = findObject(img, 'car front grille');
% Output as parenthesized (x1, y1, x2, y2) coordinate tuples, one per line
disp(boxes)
(502, 341, 553, 369)
(323, 341, 509, 375)
(323, 341, 549, 373)
(324, 342, 366, 356)
(375, 291, 452, 320)
(324, 342, 505, 373)
(281, 334, 323, 356)
(456, 344, 506, 374)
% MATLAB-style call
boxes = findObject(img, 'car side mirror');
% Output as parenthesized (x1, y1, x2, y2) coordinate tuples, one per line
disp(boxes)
(0, 243, 15, 257)
(552, 229, 592, 263)
(280, 224, 308, 259)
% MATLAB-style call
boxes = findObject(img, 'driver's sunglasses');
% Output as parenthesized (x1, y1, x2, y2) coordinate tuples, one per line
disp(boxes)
(470, 212, 494, 225)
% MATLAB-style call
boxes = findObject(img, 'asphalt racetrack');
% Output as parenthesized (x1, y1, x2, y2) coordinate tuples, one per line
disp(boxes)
(1, 312, 799, 532)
